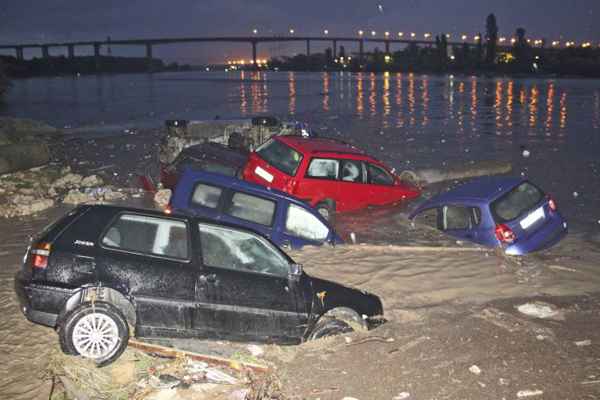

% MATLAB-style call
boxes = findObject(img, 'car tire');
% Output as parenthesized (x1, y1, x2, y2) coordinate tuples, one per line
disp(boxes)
(316, 201, 335, 221)
(58, 301, 129, 367)
(308, 317, 354, 340)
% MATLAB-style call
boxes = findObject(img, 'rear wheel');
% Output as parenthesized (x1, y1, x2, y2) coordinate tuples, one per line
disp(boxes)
(58, 302, 129, 367)
(316, 200, 335, 221)
(308, 318, 354, 340)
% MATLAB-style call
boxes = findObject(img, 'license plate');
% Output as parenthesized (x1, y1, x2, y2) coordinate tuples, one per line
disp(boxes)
(255, 166, 274, 183)
(520, 206, 545, 229)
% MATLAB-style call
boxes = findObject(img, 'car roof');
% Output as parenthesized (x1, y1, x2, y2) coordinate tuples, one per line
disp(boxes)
(410, 176, 526, 216)
(82, 203, 277, 235)
(180, 169, 319, 209)
(275, 135, 366, 157)
(178, 143, 248, 161)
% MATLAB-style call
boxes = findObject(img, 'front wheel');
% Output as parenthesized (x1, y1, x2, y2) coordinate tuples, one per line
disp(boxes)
(308, 318, 354, 340)
(58, 302, 129, 367)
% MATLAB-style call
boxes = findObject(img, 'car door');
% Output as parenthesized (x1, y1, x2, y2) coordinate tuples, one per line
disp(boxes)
(366, 162, 398, 205)
(95, 213, 199, 335)
(441, 205, 482, 242)
(220, 190, 277, 241)
(337, 159, 370, 211)
(298, 157, 340, 206)
(193, 222, 308, 343)
(280, 202, 332, 249)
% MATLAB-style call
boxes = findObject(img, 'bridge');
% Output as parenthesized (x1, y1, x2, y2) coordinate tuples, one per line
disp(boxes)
(0, 35, 503, 71)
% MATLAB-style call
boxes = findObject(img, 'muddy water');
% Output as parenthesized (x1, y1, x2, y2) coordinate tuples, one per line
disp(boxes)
(0, 208, 70, 400)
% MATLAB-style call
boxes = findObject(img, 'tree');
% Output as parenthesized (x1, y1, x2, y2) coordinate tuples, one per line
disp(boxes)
(485, 14, 498, 64)
(513, 27, 532, 70)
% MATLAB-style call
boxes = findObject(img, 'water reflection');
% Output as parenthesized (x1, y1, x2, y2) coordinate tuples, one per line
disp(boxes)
(368, 72, 377, 118)
(288, 72, 296, 115)
(322, 72, 330, 112)
(356, 72, 364, 118)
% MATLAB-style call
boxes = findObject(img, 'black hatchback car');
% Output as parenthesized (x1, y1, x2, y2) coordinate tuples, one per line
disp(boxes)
(15, 205, 383, 365)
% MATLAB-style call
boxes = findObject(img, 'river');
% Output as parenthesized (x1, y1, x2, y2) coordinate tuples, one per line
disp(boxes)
(1, 70, 599, 235)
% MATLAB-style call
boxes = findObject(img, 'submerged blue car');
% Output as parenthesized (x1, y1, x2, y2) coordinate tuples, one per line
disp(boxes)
(169, 169, 343, 249)
(409, 176, 568, 255)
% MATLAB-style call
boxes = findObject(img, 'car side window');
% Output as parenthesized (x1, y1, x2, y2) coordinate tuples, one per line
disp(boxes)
(443, 206, 477, 230)
(340, 160, 365, 183)
(307, 158, 339, 180)
(101, 214, 189, 260)
(198, 224, 290, 277)
(285, 204, 330, 241)
(225, 192, 276, 226)
(367, 163, 394, 186)
(191, 183, 222, 209)
(413, 208, 440, 229)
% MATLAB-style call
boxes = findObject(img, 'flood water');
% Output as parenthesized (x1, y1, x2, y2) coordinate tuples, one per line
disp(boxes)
(2, 71, 600, 236)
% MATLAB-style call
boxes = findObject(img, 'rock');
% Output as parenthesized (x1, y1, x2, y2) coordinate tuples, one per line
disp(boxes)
(52, 173, 83, 190)
(81, 174, 103, 187)
(63, 189, 91, 205)
(516, 302, 560, 319)
(154, 189, 172, 208)
(393, 392, 411, 400)
(228, 389, 250, 400)
(469, 365, 482, 375)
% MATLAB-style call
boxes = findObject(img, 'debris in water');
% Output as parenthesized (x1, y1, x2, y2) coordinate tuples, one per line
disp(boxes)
(393, 393, 411, 400)
(469, 365, 482, 375)
(517, 389, 544, 398)
(574, 339, 592, 347)
(247, 344, 264, 357)
(350, 232, 357, 244)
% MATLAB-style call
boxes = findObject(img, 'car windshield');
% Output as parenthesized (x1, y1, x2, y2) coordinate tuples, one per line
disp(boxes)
(491, 182, 544, 223)
(256, 139, 303, 176)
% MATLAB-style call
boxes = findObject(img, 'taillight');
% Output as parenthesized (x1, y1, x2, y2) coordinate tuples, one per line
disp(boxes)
(495, 224, 515, 244)
(30, 242, 51, 269)
(548, 197, 557, 211)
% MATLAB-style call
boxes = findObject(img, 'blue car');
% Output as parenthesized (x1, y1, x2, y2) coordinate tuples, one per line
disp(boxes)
(409, 177, 568, 255)
(169, 169, 343, 249)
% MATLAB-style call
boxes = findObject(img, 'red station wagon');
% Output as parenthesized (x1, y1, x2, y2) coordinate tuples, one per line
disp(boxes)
(242, 136, 421, 219)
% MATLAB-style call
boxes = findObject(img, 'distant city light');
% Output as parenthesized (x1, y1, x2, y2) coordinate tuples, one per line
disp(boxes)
(385, 31, 390, 37)
(474, 35, 481, 41)
(289, 28, 295, 34)
(511, 38, 517, 44)
(445, 34, 451, 39)
(424, 33, 431, 39)
(398, 32, 404, 37)
(499, 37, 506, 43)
(552, 41, 560, 46)
(461, 34, 468, 41)
(252, 29, 258, 35)
(410, 32, 416, 38)
(358, 30, 364, 36)
(324, 29, 329, 35)
(450, 55, 456, 60)
(371, 30, 377, 36)
(384, 54, 391, 63)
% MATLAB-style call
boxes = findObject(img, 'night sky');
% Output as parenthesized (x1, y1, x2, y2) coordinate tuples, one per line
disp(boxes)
(2, 0, 599, 64)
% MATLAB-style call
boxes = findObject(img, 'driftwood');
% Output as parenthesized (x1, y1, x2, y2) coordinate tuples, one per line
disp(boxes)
(400, 160, 512, 185)
(0, 143, 50, 175)
(128, 339, 269, 373)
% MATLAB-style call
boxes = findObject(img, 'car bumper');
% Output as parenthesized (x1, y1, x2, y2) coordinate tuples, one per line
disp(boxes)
(14, 273, 74, 328)
(505, 219, 568, 256)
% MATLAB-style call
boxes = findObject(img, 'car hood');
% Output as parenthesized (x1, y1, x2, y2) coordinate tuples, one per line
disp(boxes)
(306, 275, 383, 318)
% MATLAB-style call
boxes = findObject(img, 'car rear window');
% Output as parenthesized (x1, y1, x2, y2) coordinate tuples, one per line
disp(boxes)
(225, 192, 276, 226)
(491, 182, 544, 223)
(102, 214, 189, 260)
(256, 139, 303, 176)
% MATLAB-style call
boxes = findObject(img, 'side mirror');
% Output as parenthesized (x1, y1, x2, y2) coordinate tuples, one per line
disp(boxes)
(289, 263, 303, 279)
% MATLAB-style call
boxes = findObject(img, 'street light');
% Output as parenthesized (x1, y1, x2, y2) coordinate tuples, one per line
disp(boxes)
(511, 38, 517, 44)
(445, 34, 451, 39)
(499, 37, 506, 43)
(398, 32, 404, 37)
(324, 29, 329, 35)
(385, 31, 390, 37)
(461, 34, 468, 41)
(289, 28, 295, 35)
(474, 35, 481, 41)
(358, 30, 364, 36)
(252, 29, 258, 35)
(424, 33, 431, 39)
(410, 32, 416, 38)
(371, 30, 376, 36)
